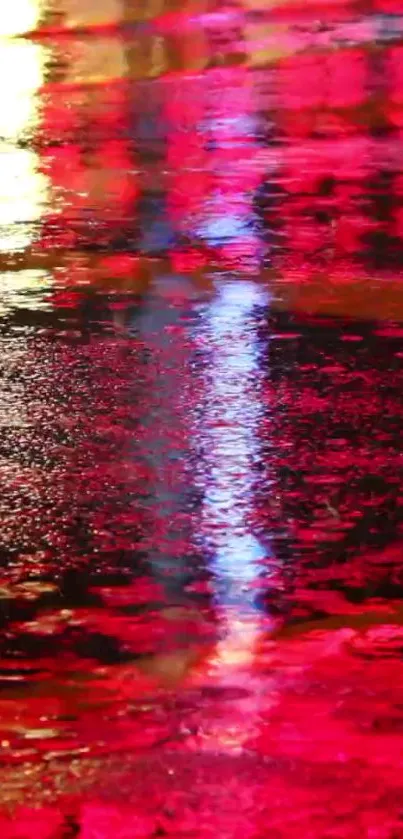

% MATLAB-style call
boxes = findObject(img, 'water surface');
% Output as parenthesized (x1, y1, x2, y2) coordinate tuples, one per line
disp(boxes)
(0, 1, 402, 836)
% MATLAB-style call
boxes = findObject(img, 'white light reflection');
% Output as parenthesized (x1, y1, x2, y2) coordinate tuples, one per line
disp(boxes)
(0, 41, 45, 143)
(198, 281, 272, 627)
(199, 209, 251, 245)
(0, 4, 48, 254)
(0, 145, 48, 253)
(0, 1, 41, 37)
(193, 279, 275, 750)
(199, 281, 269, 590)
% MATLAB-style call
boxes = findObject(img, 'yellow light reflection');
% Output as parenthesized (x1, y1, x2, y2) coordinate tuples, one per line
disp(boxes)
(62, 0, 123, 29)
(66, 37, 127, 85)
(0, 270, 52, 317)
(0, 0, 41, 37)
(0, 145, 48, 252)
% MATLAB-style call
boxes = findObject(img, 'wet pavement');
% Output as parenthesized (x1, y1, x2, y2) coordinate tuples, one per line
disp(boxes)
(0, 1, 403, 836)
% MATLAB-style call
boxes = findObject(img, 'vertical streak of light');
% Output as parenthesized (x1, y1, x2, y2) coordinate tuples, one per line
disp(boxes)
(191, 280, 276, 751)
(196, 281, 272, 642)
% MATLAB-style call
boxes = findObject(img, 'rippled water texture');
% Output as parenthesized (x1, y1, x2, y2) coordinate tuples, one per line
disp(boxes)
(0, 1, 402, 836)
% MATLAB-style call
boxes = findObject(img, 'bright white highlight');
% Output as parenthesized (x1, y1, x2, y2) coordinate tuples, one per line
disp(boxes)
(0, 1, 40, 37)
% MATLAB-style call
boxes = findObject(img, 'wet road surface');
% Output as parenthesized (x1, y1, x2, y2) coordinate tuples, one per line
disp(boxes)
(0, 1, 403, 837)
